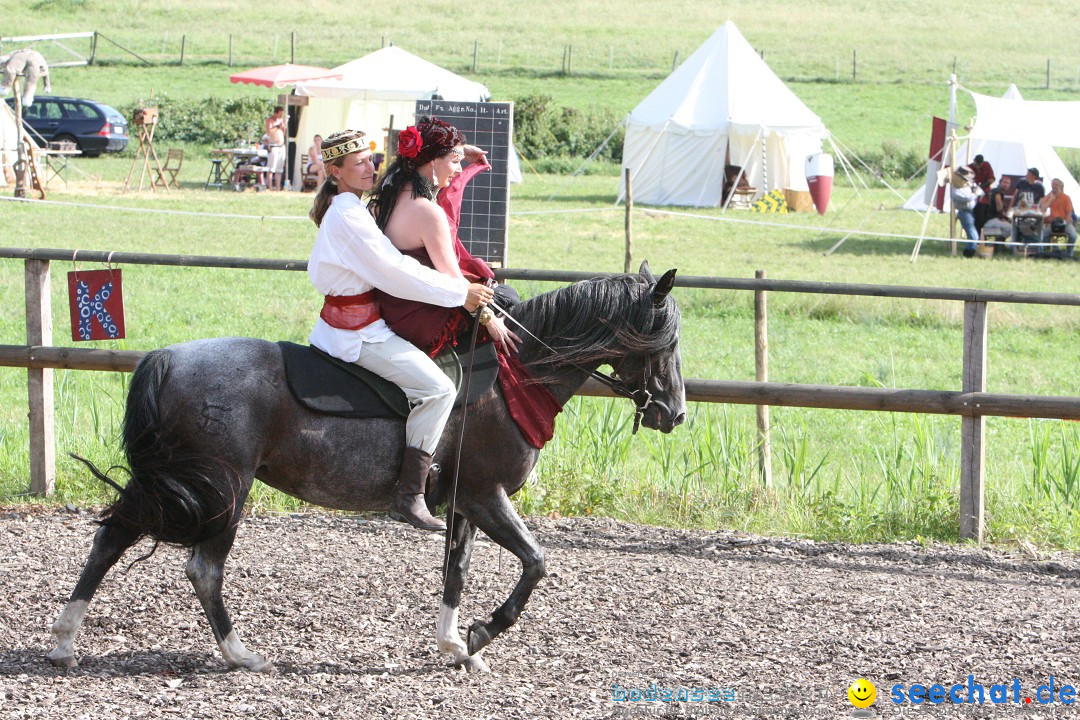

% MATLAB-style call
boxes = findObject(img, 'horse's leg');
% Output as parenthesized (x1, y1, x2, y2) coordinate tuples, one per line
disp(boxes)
(436, 513, 489, 672)
(48, 523, 141, 667)
(465, 490, 545, 657)
(185, 526, 273, 673)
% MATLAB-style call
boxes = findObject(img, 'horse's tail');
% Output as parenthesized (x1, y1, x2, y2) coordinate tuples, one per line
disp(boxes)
(87, 348, 237, 547)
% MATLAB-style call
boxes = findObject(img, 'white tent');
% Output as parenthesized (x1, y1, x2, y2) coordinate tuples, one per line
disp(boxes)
(0, 102, 40, 188)
(903, 85, 1080, 211)
(291, 47, 491, 187)
(619, 21, 827, 208)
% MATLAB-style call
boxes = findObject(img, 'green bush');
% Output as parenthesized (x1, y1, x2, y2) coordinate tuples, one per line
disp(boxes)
(119, 94, 270, 146)
(513, 94, 624, 164)
(855, 139, 925, 182)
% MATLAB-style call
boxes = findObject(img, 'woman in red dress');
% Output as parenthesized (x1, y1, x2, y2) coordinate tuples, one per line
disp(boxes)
(368, 117, 563, 448)
(367, 116, 519, 356)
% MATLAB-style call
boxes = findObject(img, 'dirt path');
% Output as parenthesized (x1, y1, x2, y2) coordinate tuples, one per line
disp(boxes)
(1, 508, 1078, 719)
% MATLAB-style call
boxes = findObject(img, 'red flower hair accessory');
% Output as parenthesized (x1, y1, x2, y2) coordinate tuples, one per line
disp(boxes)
(397, 126, 423, 159)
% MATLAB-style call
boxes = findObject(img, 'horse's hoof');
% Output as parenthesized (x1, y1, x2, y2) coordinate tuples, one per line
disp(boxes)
(466, 623, 492, 656)
(228, 656, 276, 674)
(460, 654, 490, 673)
(247, 658, 277, 674)
(47, 653, 78, 669)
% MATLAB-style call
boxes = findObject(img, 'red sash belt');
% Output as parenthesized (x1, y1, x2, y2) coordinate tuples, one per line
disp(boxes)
(320, 291, 381, 330)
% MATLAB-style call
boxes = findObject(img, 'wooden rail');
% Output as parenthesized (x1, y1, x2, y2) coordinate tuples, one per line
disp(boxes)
(2, 248, 1078, 542)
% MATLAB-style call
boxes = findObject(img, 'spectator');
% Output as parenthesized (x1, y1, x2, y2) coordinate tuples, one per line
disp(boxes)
(307, 134, 325, 188)
(972, 154, 996, 232)
(950, 166, 983, 257)
(1038, 178, 1076, 257)
(979, 175, 1014, 247)
(1010, 167, 1045, 212)
(265, 106, 287, 191)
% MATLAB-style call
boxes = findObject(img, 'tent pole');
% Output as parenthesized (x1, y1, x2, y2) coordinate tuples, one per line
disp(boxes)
(948, 129, 958, 255)
(721, 129, 760, 212)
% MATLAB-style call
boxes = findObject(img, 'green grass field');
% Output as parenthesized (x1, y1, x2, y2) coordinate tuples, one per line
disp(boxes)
(2, 1, 1079, 547)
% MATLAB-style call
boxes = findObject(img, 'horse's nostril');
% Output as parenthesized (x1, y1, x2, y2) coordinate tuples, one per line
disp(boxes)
(673, 413, 686, 427)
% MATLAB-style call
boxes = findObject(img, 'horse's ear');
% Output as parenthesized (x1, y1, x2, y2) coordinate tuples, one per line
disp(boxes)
(638, 259, 655, 282)
(652, 269, 677, 307)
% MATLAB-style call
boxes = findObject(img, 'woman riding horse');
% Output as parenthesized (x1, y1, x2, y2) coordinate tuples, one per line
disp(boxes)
(308, 129, 495, 531)
(367, 117, 520, 357)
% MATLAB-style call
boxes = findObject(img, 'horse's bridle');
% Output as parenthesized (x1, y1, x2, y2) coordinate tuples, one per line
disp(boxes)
(492, 301, 654, 434)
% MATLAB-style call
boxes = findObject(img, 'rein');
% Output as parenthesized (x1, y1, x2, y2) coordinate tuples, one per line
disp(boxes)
(491, 300, 654, 434)
(442, 309, 482, 582)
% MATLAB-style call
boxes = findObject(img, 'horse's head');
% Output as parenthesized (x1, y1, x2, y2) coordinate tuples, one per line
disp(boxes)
(609, 261, 686, 434)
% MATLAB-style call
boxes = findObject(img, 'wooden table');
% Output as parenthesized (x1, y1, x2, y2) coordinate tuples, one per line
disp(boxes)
(211, 148, 266, 176)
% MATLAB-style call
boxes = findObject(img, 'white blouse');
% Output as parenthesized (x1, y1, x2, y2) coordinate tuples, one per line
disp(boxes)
(308, 192, 468, 362)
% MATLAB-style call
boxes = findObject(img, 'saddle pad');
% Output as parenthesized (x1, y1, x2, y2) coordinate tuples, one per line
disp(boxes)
(278, 340, 499, 419)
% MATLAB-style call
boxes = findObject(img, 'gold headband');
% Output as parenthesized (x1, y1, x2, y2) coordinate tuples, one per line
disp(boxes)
(321, 131, 368, 163)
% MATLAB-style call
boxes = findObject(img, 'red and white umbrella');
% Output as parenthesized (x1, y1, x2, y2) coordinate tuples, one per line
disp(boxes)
(228, 64, 341, 88)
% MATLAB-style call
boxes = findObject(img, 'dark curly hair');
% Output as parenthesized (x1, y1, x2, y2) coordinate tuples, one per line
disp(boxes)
(367, 116, 465, 231)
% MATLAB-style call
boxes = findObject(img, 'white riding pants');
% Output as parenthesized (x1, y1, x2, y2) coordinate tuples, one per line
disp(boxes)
(353, 333, 455, 454)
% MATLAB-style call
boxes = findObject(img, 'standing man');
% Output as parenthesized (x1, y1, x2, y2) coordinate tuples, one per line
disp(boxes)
(265, 106, 287, 191)
(951, 166, 983, 258)
(971, 154, 995, 233)
(1039, 178, 1077, 257)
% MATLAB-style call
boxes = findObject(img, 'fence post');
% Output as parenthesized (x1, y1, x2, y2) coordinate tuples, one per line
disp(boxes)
(959, 300, 987, 542)
(90, 31, 98, 65)
(754, 270, 772, 489)
(624, 168, 633, 273)
(228, 34, 233, 67)
(472, 40, 479, 73)
(180, 34, 186, 65)
(1046, 58, 1051, 89)
(852, 49, 856, 81)
(291, 32, 295, 65)
(25, 259, 55, 497)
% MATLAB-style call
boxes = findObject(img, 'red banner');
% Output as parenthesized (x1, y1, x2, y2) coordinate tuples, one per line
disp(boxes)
(67, 269, 126, 341)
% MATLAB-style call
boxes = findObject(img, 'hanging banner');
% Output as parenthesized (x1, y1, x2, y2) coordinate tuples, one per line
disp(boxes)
(67, 268, 126, 341)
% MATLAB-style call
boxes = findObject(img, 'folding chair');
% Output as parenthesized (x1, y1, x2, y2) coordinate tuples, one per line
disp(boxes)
(155, 149, 184, 189)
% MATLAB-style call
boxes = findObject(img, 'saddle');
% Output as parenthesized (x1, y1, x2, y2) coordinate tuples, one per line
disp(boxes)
(278, 340, 499, 419)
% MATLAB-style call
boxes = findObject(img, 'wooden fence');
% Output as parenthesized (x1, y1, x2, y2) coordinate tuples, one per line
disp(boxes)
(2, 248, 1079, 542)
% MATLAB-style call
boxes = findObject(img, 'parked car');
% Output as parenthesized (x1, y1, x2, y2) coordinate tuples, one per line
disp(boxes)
(5, 96, 128, 156)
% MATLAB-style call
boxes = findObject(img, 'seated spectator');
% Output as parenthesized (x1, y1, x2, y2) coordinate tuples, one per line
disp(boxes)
(231, 136, 269, 191)
(972, 154, 995, 232)
(979, 175, 1013, 245)
(1009, 167, 1045, 212)
(1038, 178, 1076, 257)
(306, 134, 325, 188)
(950, 166, 983, 257)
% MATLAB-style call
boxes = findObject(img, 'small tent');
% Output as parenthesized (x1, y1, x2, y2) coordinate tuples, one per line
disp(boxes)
(0, 102, 41, 188)
(903, 85, 1080, 211)
(619, 21, 827, 208)
(291, 47, 490, 188)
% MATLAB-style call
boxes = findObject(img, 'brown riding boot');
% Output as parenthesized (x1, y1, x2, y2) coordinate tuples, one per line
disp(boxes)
(388, 447, 446, 532)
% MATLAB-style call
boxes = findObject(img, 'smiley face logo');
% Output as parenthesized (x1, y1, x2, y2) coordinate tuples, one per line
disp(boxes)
(848, 678, 876, 708)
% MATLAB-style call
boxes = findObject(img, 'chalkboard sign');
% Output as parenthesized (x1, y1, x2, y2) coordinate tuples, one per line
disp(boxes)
(415, 99, 513, 266)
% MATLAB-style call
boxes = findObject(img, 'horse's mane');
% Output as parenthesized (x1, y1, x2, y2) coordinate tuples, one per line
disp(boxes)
(514, 273, 680, 375)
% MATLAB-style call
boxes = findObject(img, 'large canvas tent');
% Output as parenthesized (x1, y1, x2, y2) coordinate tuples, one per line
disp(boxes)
(291, 47, 490, 188)
(619, 21, 827, 208)
(0, 102, 41, 188)
(903, 85, 1080, 211)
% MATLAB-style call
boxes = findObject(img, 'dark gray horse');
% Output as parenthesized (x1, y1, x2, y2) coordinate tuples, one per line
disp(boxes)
(47, 263, 686, 673)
